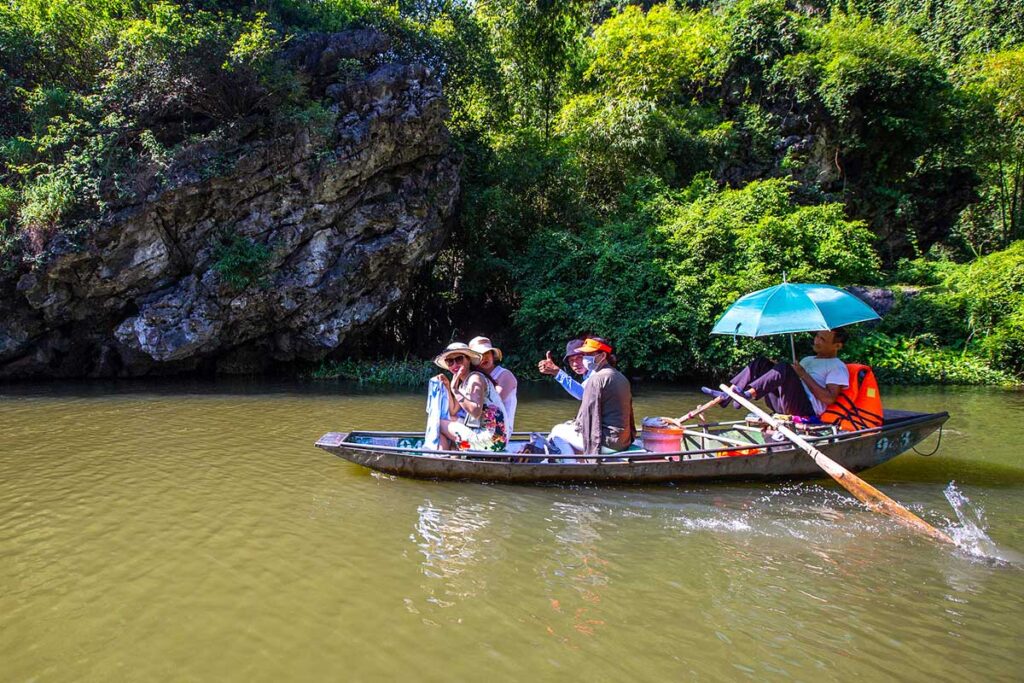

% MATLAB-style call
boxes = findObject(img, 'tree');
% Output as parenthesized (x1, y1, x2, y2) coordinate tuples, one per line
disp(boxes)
(477, 0, 592, 138)
(963, 49, 1024, 250)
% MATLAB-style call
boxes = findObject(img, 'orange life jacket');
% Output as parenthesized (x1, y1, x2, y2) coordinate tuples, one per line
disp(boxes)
(721, 447, 764, 458)
(820, 363, 883, 432)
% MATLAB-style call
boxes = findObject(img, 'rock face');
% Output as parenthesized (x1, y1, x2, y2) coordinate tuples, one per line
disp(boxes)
(848, 285, 920, 318)
(0, 31, 460, 378)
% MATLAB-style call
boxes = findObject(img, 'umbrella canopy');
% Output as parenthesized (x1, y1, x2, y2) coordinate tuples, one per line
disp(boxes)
(711, 283, 880, 338)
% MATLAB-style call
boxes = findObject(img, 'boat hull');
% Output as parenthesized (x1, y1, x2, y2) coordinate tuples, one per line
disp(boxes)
(314, 410, 948, 484)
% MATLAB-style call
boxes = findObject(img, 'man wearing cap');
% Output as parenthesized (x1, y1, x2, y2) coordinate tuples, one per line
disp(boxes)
(537, 339, 590, 400)
(547, 337, 636, 457)
(469, 336, 518, 438)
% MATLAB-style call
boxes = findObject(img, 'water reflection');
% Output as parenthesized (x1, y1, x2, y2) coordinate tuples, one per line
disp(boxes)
(534, 500, 611, 644)
(412, 497, 495, 607)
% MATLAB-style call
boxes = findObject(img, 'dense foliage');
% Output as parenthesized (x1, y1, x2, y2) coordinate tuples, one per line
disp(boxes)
(425, 0, 1024, 383)
(872, 243, 1024, 377)
(1, 0, 1023, 384)
(513, 176, 881, 377)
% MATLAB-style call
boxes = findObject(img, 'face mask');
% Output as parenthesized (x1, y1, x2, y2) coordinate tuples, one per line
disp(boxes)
(582, 355, 597, 372)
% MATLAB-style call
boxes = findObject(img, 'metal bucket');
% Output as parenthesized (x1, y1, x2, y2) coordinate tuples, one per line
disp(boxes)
(641, 418, 684, 453)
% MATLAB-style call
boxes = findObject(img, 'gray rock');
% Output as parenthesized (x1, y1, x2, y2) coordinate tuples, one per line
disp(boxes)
(0, 30, 460, 378)
(847, 285, 920, 318)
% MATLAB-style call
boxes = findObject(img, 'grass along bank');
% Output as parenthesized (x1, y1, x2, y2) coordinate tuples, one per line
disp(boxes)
(310, 339, 1019, 388)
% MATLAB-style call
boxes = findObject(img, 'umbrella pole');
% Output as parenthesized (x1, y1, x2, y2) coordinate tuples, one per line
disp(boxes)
(720, 385, 955, 546)
(789, 334, 796, 363)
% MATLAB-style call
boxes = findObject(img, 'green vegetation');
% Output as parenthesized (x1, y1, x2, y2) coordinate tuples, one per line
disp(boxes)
(311, 358, 438, 386)
(873, 243, 1024, 380)
(211, 232, 275, 291)
(0, 0, 408, 265)
(419, 0, 1024, 385)
(845, 332, 1016, 385)
(2, 0, 1023, 385)
(512, 176, 881, 378)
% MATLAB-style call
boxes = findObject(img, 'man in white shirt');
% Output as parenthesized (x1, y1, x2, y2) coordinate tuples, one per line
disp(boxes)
(702, 329, 850, 418)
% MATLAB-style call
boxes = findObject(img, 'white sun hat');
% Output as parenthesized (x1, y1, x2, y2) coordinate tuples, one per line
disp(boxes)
(468, 336, 503, 363)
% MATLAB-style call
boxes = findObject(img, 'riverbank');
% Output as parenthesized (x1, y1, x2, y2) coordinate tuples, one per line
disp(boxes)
(309, 346, 1021, 388)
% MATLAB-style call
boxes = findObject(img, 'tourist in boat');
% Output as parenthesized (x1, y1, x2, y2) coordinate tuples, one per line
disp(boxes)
(702, 329, 850, 419)
(469, 336, 518, 437)
(537, 338, 591, 399)
(433, 342, 508, 452)
(547, 337, 636, 456)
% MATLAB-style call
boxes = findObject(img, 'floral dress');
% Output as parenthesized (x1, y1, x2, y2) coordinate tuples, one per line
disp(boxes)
(456, 372, 508, 452)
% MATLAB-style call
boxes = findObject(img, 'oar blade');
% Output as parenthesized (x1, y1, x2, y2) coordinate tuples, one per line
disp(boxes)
(720, 385, 954, 546)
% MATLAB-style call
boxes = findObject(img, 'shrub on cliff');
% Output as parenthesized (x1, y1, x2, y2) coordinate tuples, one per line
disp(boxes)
(0, 1, 397, 268)
(212, 232, 275, 291)
(106, 6, 289, 129)
(1, 4, 282, 261)
(769, 13, 965, 253)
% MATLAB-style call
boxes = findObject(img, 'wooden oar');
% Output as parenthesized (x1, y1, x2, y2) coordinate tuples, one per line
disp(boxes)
(661, 397, 724, 429)
(720, 384, 954, 545)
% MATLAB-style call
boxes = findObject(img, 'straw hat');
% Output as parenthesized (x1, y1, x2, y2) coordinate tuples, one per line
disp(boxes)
(433, 342, 482, 370)
(468, 336, 503, 363)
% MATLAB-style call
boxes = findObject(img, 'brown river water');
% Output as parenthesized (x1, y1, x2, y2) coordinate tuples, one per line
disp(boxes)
(2, 380, 1022, 681)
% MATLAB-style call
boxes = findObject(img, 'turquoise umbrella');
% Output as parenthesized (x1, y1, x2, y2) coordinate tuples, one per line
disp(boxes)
(710, 282, 880, 359)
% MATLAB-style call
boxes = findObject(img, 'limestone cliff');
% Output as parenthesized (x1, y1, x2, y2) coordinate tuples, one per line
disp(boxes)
(0, 31, 459, 377)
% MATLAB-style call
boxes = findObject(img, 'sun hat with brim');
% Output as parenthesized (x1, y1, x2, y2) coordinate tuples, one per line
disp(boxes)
(576, 337, 613, 354)
(563, 338, 586, 363)
(468, 336, 503, 363)
(434, 342, 482, 370)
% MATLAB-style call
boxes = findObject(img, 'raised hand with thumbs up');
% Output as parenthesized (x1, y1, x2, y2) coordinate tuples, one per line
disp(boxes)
(537, 350, 560, 376)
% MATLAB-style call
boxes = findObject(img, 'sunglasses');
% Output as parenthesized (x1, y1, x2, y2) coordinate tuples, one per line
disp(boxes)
(446, 355, 467, 365)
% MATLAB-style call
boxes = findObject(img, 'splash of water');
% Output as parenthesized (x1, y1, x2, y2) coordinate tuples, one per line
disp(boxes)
(943, 482, 1020, 565)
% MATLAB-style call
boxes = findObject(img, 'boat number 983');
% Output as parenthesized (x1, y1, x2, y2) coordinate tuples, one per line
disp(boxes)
(875, 431, 913, 454)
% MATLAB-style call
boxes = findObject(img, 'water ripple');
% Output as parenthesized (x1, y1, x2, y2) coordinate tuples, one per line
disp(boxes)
(1, 383, 1022, 680)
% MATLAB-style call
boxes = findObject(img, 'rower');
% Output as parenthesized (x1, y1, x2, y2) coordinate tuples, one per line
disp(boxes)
(702, 329, 851, 422)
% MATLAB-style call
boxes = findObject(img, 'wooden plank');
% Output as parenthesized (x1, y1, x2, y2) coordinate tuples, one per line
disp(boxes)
(315, 432, 349, 448)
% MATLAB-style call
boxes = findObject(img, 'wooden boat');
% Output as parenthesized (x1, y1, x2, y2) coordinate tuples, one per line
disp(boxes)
(313, 409, 948, 484)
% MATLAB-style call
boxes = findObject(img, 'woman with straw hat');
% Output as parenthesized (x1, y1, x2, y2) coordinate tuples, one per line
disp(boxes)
(433, 342, 508, 452)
